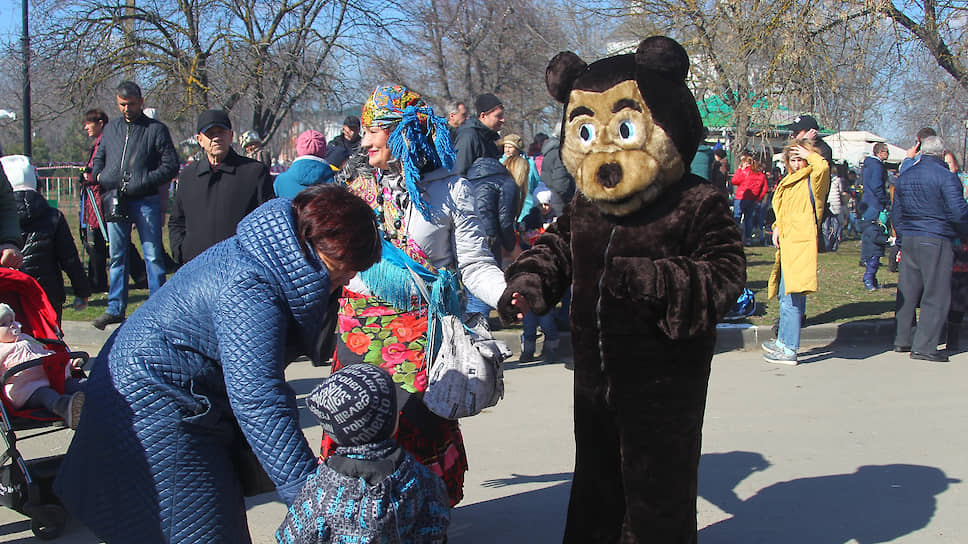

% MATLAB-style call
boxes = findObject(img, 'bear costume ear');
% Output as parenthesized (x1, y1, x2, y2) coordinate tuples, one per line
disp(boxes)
(635, 36, 690, 83)
(546, 51, 587, 104)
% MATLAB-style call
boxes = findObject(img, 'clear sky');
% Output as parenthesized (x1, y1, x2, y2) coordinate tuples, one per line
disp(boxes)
(0, 0, 24, 44)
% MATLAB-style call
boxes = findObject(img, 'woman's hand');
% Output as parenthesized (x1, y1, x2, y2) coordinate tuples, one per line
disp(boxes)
(772, 227, 780, 248)
(509, 292, 531, 320)
(791, 145, 814, 160)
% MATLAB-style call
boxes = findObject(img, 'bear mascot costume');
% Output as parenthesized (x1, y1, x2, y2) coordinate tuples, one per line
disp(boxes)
(497, 36, 747, 542)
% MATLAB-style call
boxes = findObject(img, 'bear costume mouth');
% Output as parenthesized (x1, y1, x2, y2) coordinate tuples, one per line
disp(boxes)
(596, 163, 623, 188)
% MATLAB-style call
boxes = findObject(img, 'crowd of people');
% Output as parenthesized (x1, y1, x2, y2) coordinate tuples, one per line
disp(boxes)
(0, 80, 580, 542)
(1, 74, 967, 542)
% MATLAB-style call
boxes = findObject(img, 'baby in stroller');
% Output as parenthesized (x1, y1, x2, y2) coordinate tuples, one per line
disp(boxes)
(0, 303, 84, 428)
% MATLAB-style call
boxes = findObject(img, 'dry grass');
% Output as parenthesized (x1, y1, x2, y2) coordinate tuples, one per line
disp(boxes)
(742, 239, 897, 326)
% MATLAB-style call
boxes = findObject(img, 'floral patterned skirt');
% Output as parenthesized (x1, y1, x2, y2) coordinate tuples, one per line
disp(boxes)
(320, 290, 468, 506)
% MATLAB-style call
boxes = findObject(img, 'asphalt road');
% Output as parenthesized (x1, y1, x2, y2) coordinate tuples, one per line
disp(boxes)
(0, 335, 965, 543)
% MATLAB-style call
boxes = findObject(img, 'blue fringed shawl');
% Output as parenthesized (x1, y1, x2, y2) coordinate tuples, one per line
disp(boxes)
(386, 105, 456, 223)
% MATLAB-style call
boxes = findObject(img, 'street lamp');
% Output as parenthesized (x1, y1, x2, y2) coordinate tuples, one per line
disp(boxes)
(21, 0, 31, 157)
(963, 116, 967, 170)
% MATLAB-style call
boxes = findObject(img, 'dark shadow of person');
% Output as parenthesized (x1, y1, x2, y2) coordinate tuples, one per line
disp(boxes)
(452, 479, 571, 543)
(700, 463, 959, 543)
(699, 451, 771, 515)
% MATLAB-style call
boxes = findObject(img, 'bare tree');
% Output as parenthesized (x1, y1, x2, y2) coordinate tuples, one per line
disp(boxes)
(869, 0, 968, 93)
(610, 0, 831, 155)
(30, 0, 374, 145)
(364, 0, 573, 138)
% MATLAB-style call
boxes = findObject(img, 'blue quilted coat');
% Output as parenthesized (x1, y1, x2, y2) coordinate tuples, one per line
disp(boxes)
(54, 199, 335, 543)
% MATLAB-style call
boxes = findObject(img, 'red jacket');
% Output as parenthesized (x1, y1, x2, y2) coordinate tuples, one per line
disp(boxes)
(83, 136, 103, 229)
(730, 167, 767, 201)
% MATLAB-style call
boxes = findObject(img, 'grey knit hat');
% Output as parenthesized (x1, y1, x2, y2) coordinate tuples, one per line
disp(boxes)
(307, 364, 404, 446)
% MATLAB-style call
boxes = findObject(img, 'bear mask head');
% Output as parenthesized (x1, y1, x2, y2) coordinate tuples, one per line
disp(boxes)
(546, 36, 703, 216)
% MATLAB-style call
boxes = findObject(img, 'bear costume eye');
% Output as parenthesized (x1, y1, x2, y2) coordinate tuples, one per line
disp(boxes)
(578, 123, 596, 143)
(617, 120, 635, 141)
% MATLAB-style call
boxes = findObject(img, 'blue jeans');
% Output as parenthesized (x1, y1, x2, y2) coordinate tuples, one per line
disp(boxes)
(739, 199, 757, 241)
(465, 292, 492, 316)
(106, 195, 166, 316)
(777, 272, 806, 352)
(556, 287, 572, 324)
(523, 311, 558, 342)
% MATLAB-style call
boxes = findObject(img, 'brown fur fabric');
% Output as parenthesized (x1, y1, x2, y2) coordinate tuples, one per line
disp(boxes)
(499, 175, 745, 542)
(501, 36, 747, 542)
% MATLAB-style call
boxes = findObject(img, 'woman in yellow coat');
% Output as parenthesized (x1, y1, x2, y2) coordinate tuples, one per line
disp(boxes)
(762, 139, 830, 364)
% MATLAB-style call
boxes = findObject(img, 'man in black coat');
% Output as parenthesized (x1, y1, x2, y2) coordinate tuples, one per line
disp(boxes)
(453, 93, 505, 177)
(91, 81, 179, 330)
(169, 110, 273, 264)
(784, 114, 834, 168)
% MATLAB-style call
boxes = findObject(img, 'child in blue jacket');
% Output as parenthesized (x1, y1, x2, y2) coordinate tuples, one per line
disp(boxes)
(276, 364, 450, 544)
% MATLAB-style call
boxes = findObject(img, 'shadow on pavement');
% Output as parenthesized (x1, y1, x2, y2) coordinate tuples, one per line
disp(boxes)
(796, 343, 892, 364)
(451, 479, 571, 543)
(700, 453, 959, 543)
(810, 302, 896, 325)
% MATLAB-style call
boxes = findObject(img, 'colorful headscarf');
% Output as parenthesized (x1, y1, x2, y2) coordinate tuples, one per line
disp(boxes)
(360, 85, 456, 222)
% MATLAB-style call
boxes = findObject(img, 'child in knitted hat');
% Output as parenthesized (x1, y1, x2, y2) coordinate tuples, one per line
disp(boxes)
(0, 303, 85, 428)
(273, 130, 336, 199)
(276, 364, 450, 544)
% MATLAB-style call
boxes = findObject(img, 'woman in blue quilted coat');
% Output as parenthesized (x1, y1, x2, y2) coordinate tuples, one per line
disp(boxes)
(54, 184, 381, 543)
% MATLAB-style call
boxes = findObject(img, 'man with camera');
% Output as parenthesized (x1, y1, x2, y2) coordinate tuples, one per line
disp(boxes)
(90, 81, 179, 330)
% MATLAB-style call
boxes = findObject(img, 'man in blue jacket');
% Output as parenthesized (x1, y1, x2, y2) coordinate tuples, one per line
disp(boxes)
(898, 127, 937, 175)
(91, 81, 179, 329)
(892, 136, 968, 362)
(860, 142, 892, 290)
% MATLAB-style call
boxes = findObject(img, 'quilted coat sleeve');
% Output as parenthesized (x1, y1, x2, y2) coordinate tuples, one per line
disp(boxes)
(213, 277, 317, 505)
(498, 213, 573, 323)
(450, 178, 507, 308)
(498, 177, 518, 252)
(608, 192, 745, 339)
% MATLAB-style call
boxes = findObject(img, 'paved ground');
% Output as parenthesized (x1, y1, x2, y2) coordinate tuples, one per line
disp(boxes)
(0, 326, 965, 542)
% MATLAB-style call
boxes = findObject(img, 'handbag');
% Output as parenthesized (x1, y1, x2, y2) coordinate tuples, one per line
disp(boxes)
(807, 177, 835, 253)
(100, 188, 127, 222)
(101, 174, 131, 223)
(405, 264, 510, 420)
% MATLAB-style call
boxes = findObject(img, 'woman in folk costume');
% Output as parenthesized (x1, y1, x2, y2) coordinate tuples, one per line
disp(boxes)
(325, 85, 506, 505)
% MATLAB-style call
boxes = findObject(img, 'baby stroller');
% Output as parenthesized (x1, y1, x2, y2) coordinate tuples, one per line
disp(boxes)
(0, 268, 88, 539)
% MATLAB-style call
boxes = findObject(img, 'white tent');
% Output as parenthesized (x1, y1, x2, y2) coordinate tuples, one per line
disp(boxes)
(821, 131, 906, 167)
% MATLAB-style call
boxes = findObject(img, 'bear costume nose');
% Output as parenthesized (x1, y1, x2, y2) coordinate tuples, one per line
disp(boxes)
(596, 163, 623, 188)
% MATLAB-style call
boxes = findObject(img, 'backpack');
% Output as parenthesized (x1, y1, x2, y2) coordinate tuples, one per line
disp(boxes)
(807, 177, 839, 253)
(722, 288, 756, 321)
(818, 205, 840, 253)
